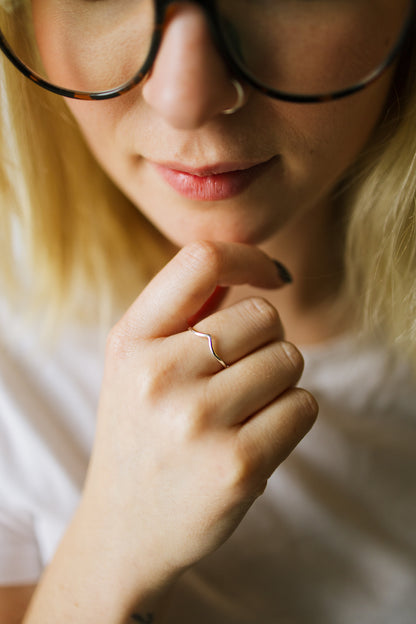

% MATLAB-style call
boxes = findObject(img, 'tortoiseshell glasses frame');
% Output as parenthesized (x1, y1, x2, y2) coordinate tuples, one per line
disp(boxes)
(0, 0, 414, 102)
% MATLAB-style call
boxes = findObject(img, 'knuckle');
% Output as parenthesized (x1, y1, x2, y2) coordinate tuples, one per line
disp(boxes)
(180, 240, 223, 277)
(170, 395, 210, 443)
(227, 440, 259, 493)
(105, 322, 133, 360)
(138, 363, 165, 402)
(279, 341, 304, 376)
(139, 356, 177, 403)
(242, 296, 281, 330)
(290, 387, 319, 428)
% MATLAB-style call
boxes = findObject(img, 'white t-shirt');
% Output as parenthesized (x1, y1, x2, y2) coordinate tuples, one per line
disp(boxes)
(0, 302, 415, 622)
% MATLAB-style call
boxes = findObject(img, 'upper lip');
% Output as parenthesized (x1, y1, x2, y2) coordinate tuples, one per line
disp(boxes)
(152, 157, 276, 177)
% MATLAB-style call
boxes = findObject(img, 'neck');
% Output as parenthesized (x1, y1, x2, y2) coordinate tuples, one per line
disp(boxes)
(225, 197, 350, 346)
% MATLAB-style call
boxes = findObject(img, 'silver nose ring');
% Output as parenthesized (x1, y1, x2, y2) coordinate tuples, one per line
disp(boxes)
(222, 79, 245, 115)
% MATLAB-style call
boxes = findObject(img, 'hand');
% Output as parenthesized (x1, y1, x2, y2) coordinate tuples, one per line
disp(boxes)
(82, 241, 318, 595)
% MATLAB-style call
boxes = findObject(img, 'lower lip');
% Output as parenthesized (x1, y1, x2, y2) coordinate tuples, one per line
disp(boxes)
(152, 158, 276, 201)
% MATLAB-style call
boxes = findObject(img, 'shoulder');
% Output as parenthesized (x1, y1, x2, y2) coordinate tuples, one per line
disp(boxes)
(0, 301, 103, 485)
(0, 298, 105, 583)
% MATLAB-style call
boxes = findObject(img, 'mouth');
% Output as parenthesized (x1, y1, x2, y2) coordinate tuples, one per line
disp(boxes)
(150, 156, 278, 201)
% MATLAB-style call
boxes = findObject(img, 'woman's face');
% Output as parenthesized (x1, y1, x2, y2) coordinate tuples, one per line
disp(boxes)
(37, 3, 397, 248)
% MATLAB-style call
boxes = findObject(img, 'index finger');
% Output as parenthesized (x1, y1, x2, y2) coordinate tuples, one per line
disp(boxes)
(120, 241, 289, 339)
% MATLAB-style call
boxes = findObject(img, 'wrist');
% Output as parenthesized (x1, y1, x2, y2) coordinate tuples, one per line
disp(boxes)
(71, 500, 180, 617)
(24, 501, 180, 624)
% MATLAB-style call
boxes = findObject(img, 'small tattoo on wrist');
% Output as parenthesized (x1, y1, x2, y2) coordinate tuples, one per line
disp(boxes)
(131, 613, 154, 623)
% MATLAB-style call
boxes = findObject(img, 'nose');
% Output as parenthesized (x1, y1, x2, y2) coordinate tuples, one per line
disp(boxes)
(141, 3, 245, 129)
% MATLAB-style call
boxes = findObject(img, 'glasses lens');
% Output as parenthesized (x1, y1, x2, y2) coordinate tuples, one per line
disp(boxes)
(0, 0, 155, 94)
(217, 0, 411, 97)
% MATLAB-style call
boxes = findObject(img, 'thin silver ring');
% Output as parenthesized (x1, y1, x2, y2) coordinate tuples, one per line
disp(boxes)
(188, 327, 229, 369)
(222, 79, 245, 115)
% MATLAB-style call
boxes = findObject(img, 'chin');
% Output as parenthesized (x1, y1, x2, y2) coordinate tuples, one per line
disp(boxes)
(131, 189, 286, 248)
(165, 220, 279, 248)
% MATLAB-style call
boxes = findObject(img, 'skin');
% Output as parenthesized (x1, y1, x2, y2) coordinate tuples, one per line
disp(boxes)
(3, 3, 400, 623)
(56, 4, 394, 342)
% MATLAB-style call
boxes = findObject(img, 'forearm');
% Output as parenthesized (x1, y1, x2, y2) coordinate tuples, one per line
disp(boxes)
(22, 504, 177, 624)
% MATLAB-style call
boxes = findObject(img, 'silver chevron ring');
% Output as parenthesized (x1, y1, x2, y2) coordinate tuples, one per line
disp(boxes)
(188, 327, 229, 369)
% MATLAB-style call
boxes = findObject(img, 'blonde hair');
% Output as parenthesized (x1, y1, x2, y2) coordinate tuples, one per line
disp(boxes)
(344, 39, 416, 361)
(0, 5, 174, 331)
(0, 7, 416, 362)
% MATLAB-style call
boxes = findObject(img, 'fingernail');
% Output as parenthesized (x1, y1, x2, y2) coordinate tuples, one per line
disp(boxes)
(273, 260, 293, 284)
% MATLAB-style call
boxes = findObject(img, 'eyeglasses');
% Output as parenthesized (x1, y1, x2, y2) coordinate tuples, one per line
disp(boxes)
(0, 0, 414, 103)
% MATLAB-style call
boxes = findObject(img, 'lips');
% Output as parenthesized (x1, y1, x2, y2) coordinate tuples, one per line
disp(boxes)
(151, 157, 277, 201)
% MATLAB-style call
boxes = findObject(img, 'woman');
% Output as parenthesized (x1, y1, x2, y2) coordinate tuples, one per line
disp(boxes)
(0, 1, 415, 622)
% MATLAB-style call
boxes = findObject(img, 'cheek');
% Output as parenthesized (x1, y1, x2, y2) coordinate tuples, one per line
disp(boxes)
(279, 72, 394, 179)
(65, 99, 118, 158)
